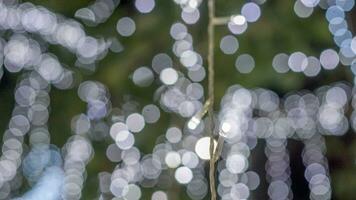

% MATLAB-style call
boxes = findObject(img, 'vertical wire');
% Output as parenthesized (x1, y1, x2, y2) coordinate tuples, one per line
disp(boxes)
(207, 0, 217, 199)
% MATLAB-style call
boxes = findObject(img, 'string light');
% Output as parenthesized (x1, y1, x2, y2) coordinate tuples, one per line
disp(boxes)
(0, 0, 355, 199)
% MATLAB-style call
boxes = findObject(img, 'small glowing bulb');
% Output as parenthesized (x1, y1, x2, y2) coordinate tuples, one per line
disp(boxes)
(231, 15, 246, 25)
(187, 116, 200, 130)
(220, 122, 231, 137)
(165, 151, 181, 168)
(195, 137, 217, 160)
(188, 0, 198, 9)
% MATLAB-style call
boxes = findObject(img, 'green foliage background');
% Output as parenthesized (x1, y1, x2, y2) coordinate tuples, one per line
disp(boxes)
(0, 0, 356, 199)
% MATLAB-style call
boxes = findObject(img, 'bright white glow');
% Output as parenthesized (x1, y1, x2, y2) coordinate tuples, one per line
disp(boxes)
(165, 151, 181, 168)
(187, 116, 200, 130)
(195, 137, 217, 160)
(188, 0, 198, 9)
(160, 68, 178, 85)
(152, 191, 168, 200)
(231, 15, 246, 25)
(301, 0, 320, 8)
(110, 122, 127, 140)
(221, 122, 232, 133)
(226, 154, 247, 174)
(174, 166, 193, 184)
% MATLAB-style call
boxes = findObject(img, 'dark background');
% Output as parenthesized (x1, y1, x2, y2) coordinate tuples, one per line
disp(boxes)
(1, 0, 356, 199)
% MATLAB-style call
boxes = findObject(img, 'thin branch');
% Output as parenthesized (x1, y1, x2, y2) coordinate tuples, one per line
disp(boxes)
(213, 16, 231, 26)
(195, 99, 211, 121)
(207, 0, 217, 199)
(214, 135, 225, 162)
(188, 99, 211, 130)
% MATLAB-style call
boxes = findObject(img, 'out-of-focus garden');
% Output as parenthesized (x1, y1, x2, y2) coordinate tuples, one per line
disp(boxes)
(0, 0, 356, 199)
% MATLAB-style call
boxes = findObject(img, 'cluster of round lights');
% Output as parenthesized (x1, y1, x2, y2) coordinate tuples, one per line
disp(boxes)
(265, 139, 293, 200)
(75, 0, 120, 26)
(272, 49, 339, 76)
(222, 0, 356, 79)
(219, 82, 351, 141)
(215, 81, 353, 198)
(130, 19, 207, 118)
(303, 135, 332, 199)
(173, 0, 202, 24)
(0, 1, 110, 79)
(63, 80, 114, 199)
(0, 0, 355, 199)
(21, 146, 64, 200)
(1, 35, 75, 88)
(0, 71, 53, 199)
(106, 113, 213, 199)
(0, 1, 115, 198)
(293, 0, 356, 81)
(217, 2, 263, 74)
